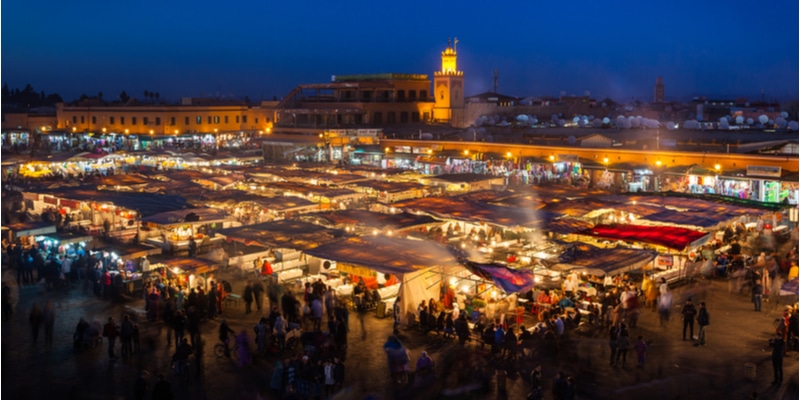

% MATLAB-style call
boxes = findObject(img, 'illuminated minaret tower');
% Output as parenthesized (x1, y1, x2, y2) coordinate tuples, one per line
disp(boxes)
(654, 76, 665, 103)
(433, 38, 464, 126)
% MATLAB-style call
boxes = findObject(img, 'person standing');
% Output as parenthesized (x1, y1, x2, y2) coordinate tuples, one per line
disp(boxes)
(103, 317, 119, 359)
(252, 280, 264, 312)
(681, 299, 697, 341)
(752, 281, 763, 312)
(615, 328, 631, 368)
(42, 301, 55, 347)
(29, 303, 43, 345)
(151, 374, 173, 400)
(120, 314, 134, 358)
(696, 302, 710, 346)
(608, 324, 619, 366)
(634, 336, 648, 368)
(243, 282, 253, 314)
(770, 332, 785, 385)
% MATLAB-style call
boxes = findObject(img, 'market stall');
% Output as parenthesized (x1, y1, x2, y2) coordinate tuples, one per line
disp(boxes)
(90, 244, 162, 294)
(154, 258, 219, 292)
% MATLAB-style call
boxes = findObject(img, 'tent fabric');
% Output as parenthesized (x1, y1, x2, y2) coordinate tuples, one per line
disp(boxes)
(639, 209, 727, 229)
(547, 242, 657, 276)
(545, 218, 594, 235)
(780, 278, 798, 297)
(306, 210, 439, 230)
(142, 208, 229, 226)
(393, 197, 548, 229)
(217, 220, 345, 251)
(27, 188, 189, 217)
(398, 267, 444, 325)
(303, 236, 460, 276)
(579, 224, 709, 251)
(463, 261, 535, 294)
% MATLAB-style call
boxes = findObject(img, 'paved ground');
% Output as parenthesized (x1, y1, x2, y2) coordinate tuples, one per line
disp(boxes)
(2, 265, 797, 400)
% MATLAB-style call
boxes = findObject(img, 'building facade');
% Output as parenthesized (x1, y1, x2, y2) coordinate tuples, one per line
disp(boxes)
(54, 99, 276, 136)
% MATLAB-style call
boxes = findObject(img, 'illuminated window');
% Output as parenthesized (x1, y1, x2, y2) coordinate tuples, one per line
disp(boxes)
(213, 116, 220, 124)
(196, 116, 202, 124)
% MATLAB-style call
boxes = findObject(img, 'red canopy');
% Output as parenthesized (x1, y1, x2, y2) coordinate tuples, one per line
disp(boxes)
(580, 224, 709, 251)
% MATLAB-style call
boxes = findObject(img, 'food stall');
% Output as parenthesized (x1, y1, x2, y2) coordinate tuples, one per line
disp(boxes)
(90, 244, 162, 295)
(6, 222, 56, 249)
(142, 208, 234, 255)
(36, 232, 94, 257)
(153, 258, 219, 292)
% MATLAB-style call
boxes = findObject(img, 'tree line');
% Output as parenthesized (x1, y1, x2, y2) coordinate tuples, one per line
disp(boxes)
(1, 83, 63, 109)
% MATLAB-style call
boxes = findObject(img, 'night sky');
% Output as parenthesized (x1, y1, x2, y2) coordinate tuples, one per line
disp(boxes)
(2, 0, 798, 103)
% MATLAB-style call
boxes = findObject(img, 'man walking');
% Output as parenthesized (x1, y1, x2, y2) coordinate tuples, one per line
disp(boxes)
(681, 298, 697, 341)
(770, 331, 785, 385)
(103, 317, 119, 359)
(696, 302, 710, 346)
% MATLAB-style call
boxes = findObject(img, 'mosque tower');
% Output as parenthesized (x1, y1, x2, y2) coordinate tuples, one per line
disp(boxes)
(433, 38, 465, 126)
(654, 76, 665, 103)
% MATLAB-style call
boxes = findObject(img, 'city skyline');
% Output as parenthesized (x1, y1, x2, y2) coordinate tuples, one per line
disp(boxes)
(2, 0, 798, 103)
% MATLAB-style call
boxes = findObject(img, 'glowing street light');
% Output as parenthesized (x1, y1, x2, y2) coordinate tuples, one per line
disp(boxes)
(656, 160, 662, 166)
(714, 164, 721, 172)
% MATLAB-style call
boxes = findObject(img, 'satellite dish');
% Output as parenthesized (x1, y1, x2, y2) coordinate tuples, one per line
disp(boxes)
(568, 135, 577, 145)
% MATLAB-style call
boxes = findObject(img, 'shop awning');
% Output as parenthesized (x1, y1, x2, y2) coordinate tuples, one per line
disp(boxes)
(157, 258, 218, 275)
(547, 242, 657, 276)
(91, 244, 162, 261)
(41, 232, 93, 246)
(5, 222, 56, 238)
(463, 261, 535, 294)
(578, 224, 709, 251)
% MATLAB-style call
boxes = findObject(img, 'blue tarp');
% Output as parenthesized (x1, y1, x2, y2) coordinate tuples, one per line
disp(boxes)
(463, 261, 535, 294)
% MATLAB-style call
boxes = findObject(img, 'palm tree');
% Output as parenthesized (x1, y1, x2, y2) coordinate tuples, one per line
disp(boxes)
(155, 92, 160, 103)
(143, 90, 150, 102)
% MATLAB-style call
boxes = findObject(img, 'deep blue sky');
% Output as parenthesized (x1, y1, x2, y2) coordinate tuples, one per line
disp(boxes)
(2, 0, 798, 103)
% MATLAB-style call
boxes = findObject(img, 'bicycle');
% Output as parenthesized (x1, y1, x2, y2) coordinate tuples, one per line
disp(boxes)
(214, 340, 238, 359)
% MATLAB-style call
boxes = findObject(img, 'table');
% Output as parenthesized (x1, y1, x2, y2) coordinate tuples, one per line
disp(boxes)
(336, 284, 354, 297)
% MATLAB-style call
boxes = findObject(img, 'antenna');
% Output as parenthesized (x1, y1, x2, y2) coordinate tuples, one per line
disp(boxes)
(493, 69, 499, 93)
(454, 37, 458, 52)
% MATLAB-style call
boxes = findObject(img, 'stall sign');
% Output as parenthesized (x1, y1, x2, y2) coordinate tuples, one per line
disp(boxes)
(337, 263, 375, 278)
(43, 196, 58, 205)
(657, 255, 673, 267)
(60, 199, 81, 209)
(746, 165, 781, 178)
